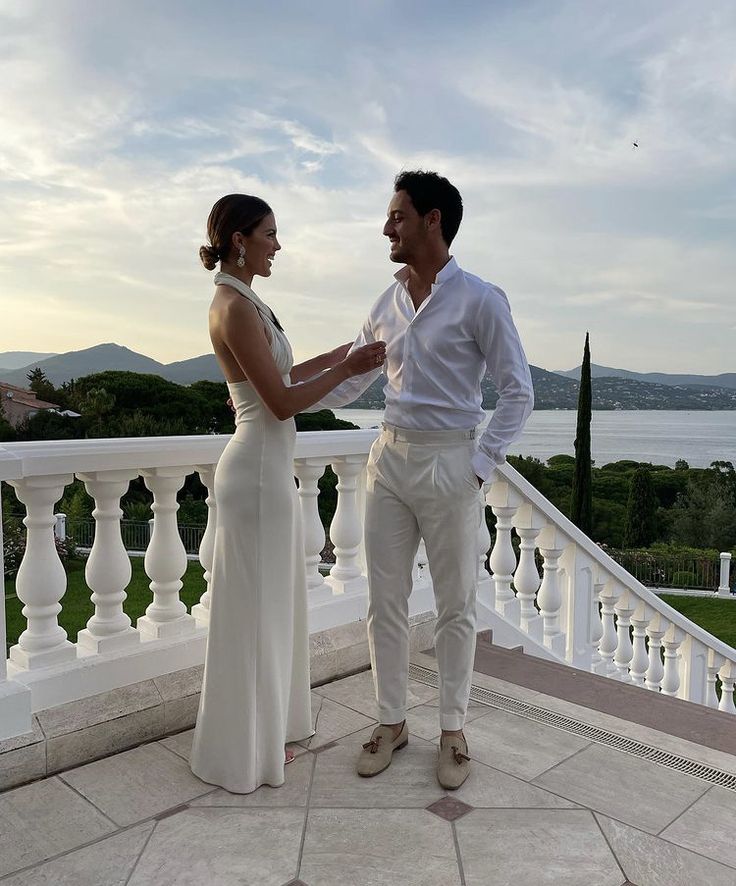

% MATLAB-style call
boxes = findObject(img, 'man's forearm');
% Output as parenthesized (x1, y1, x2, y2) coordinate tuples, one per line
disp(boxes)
(300, 367, 384, 412)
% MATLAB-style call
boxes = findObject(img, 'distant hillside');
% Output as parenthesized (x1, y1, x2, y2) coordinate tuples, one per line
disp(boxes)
(0, 351, 57, 372)
(2, 344, 734, 409)
(347, 366, 736, 410)
(556, 363, 736, 391)
(0, 343, 224, 387)
(164, 354, 223, 384)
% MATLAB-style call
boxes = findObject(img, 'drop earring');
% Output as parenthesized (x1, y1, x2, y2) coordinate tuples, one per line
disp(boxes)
(237, 246, 246, 268)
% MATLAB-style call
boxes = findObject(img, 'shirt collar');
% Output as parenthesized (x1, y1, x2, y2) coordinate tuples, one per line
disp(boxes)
(393, 256, 459, 288)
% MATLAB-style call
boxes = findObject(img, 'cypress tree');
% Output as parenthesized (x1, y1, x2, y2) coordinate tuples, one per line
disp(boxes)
(623, 467, 658, 548)
(570, 332, 593, 534)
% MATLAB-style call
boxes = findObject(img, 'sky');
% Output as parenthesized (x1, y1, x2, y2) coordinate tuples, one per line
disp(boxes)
(1, 0, 734, 373)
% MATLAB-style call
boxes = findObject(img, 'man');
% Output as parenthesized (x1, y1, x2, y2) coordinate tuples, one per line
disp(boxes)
(311, 170, 533, 788)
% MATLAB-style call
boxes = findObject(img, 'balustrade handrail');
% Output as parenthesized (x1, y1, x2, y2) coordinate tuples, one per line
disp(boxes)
(0, 429, 380, 479)
(495, 461, 736, 664)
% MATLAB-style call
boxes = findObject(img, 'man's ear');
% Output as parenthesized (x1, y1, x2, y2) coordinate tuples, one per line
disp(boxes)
(425, 208, 442, 232)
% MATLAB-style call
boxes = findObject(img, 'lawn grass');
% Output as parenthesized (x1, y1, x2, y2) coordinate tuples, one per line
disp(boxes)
(660, 594, 736, 649)
(4, 558, 206, 654)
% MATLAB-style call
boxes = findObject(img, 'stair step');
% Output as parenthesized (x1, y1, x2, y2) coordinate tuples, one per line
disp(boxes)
(471, 637, 736, 757)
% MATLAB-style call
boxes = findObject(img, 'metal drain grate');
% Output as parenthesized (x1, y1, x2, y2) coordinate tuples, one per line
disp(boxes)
(408, 663, 736, 791)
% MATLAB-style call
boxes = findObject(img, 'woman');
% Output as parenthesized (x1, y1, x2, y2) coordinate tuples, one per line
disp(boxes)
(190, 194, 385, 793)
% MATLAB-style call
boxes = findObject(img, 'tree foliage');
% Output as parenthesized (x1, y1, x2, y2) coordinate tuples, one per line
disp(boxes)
(623, 467, 658, 548)
(26, 367, 58, 404)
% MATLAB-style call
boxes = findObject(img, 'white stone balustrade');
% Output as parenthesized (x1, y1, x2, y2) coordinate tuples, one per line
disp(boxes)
(3, 430, 736, 743)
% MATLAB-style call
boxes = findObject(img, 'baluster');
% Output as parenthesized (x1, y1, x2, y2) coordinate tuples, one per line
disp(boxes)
(678, 636, 708, 704)
(558, 544, 595, 670)
(0, 476, 33, 739)
(327, 456, 368, 594)
(414, 538, 429, 586)
(718, 661, 736, 714)
(76, 470, 140, 653)
(514, 527, 542, 637)
(536, 525, 566, 657)
(598, 579, 622, 678)
(660, 625, 684, 697)
(137, 467, 197, 639)
(629, 603, 652, 687)
(718, 553, 732, 597)
(512, 504, 543, 642)
(490, 506, 519, 623)
(294, 458, 332, 603)
(192, 464, 217, 626)
(613, 592, 636, 682)
(487, 481, 521, 624)
(590, 578, 606, 675)
(8, 474, 76, 669)
(645, 615, 666, 691)
(706, 650, 725, 709)
(476, 487, 493, 609)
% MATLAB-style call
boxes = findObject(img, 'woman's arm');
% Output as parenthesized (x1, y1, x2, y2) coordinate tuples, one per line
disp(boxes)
(289, 342, 352, 384)
(217, 298, 384, 421)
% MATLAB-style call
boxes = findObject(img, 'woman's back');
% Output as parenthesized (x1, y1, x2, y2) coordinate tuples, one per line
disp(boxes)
(210, 271, 293, 384)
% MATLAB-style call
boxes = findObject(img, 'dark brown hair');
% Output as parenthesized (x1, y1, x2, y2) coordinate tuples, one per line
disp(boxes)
(199, 194, 273, 270)
(394, 170, 463, 246)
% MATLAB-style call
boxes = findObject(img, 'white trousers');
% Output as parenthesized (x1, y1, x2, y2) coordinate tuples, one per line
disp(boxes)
(364, 424, 484, 732)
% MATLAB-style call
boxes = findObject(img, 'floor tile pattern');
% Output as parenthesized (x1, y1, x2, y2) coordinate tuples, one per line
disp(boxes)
(2, 665, 736, 885)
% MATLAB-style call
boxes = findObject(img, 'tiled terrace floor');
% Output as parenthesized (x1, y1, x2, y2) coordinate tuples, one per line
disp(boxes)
(3, 653, 736, 885)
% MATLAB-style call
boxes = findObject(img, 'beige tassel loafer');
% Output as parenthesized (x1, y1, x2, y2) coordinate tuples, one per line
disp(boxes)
(357, 721, 409, 777)
(437, 733, 471, 790)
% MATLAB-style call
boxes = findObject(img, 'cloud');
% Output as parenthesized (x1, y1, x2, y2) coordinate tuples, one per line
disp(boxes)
(0, 0, 735, 374)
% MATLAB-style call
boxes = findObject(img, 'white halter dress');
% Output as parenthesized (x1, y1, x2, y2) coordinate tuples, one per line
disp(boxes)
(190, 272, 313, 793)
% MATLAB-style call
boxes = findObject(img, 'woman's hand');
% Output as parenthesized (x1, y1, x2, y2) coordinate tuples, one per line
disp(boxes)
(343, 341, 387, 377)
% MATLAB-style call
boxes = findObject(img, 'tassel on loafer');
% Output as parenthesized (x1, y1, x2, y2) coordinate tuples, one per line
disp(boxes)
(437, 733, 471, 790)
(356, 721, 409, 777)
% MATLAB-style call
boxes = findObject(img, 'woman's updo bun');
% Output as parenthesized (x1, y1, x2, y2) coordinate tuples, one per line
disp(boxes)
(199, 244, 219, 271)
(200, 194, 272, 271)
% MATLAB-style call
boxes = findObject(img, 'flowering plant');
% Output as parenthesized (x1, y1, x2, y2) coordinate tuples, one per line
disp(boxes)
(3, 523, 77, 579)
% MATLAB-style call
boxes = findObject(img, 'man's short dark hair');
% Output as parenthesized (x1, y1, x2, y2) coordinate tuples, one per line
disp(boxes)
(394, 170, 463, 246)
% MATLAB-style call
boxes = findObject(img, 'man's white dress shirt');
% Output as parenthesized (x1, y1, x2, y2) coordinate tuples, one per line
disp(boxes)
(309, 257, 534, 481)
